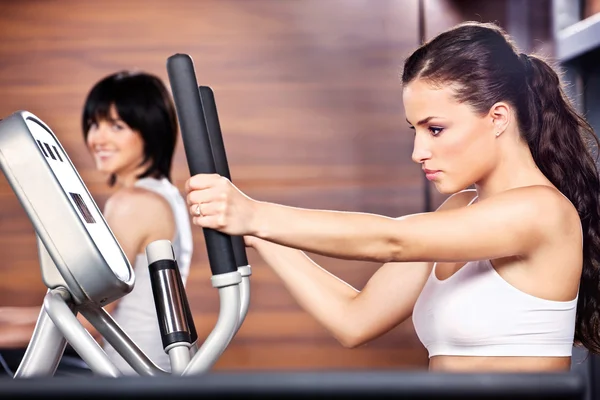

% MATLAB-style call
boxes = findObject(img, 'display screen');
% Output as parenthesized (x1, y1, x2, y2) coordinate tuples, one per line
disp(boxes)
(69, 192, 96, 224)
(26, 118, 131, 282)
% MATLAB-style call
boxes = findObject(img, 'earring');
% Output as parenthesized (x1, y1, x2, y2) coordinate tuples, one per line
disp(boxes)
(495, 131, 501, 137)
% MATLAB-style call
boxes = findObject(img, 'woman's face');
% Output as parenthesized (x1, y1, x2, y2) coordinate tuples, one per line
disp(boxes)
(403, 79, 497, 194)
(86, 104, 146, 178)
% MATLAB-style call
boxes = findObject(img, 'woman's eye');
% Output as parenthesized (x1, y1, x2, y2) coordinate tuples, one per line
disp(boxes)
(429, 127, 443, 136)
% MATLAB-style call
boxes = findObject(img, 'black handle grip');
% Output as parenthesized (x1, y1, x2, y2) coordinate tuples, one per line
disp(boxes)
(199, 86, 249, 268)
(166, 53, 237, 276)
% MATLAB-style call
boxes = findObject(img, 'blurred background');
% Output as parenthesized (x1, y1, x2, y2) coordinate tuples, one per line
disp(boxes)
(0, 0, 599, 371)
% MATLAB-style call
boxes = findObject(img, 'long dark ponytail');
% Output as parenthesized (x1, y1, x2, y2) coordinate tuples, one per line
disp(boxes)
(402, 21, 600, 354)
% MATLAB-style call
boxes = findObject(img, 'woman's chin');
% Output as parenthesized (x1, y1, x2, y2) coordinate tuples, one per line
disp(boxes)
(433, 180, 459, 195)
(95, 163, 116, 175)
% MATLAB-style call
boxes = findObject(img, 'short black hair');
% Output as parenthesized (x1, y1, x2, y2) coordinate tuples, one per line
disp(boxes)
(82, 70, 178, 186)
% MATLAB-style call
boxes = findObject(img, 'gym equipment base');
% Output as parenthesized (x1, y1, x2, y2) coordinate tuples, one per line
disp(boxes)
(0, 371, 586, 399)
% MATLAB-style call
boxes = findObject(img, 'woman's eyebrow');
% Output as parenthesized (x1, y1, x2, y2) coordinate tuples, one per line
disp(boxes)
(406, 116, 441, 126)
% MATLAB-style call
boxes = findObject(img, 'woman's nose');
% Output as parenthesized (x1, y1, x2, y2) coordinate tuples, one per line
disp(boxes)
(88, 124, 108, 144)
(411, 135, 432, 164)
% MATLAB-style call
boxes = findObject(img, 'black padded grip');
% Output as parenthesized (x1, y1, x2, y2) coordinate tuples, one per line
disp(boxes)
(199, 86, 249, 268)
(166, 53, 237, 276)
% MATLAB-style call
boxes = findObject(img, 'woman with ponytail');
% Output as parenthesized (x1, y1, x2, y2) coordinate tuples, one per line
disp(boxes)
(184, 21, 600, 371)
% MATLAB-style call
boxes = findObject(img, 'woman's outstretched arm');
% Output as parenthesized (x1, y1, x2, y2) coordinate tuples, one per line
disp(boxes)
(186, 175, 568, 263)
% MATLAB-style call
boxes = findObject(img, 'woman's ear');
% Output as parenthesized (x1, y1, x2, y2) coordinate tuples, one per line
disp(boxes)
(489, 102, 511, 137)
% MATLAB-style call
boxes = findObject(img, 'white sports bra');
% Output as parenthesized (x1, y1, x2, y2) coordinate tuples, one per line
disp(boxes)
(412, 197, 578, 358)
(412, 259, 577, 357)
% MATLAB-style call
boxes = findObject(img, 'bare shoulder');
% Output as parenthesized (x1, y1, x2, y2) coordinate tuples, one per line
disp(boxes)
(105, 187, 172, 221)
(486, 185, 580, 230)
(464, 185, 583, 253)
(507, 185, 581, 237)
(104, 187, 175, 248)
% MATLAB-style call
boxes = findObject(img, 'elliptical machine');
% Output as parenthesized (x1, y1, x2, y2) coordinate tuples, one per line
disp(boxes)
(0, 52, 250, 377)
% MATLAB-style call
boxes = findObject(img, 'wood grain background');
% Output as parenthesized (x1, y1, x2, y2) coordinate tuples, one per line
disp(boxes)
(0, 0, 551, 371)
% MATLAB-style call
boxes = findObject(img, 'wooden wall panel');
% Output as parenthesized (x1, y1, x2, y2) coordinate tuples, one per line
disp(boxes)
(0, 0, 428, 370)
(584, 0, 600, 18)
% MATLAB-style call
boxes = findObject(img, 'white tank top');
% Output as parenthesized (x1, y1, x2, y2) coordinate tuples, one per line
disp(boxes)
(412, 259, 578, 358)
(102, 177, 194, 374)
